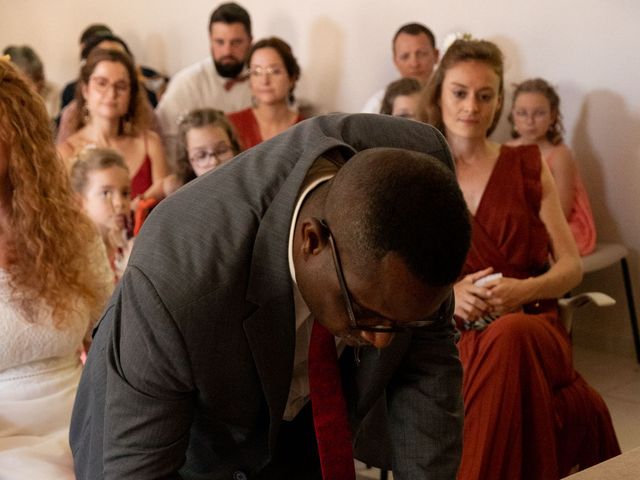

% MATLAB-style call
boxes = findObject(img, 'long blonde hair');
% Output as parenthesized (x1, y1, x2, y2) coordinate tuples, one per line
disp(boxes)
(0, 58, 108, 327)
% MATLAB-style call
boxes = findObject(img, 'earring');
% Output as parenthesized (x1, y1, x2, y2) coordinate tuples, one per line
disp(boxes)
(82, 104, 90, 124)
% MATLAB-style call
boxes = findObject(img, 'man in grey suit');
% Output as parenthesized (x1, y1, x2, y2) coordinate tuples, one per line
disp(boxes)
(70, 113, 471, 479)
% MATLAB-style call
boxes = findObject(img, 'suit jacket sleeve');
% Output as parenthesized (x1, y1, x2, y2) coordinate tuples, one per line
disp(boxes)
(103, 265, 194, 479)
(387, 293, 463, 479)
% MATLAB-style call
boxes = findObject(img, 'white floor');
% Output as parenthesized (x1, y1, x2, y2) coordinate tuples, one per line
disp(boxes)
(356, 298, 640, 479)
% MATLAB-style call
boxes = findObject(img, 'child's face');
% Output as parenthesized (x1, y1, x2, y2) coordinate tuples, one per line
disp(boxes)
(186, 125, 235, 177)
(511, 92, 555, 143)
(392, 93, 420, 119)
(80, 166, 131, 237)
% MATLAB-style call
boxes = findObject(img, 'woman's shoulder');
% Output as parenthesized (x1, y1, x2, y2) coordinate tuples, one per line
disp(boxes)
(546, 142, 575, 163)
(57, 132, 88, 163)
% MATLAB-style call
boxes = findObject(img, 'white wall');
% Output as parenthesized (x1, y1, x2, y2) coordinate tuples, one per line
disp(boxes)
(2, 0, 639, 351)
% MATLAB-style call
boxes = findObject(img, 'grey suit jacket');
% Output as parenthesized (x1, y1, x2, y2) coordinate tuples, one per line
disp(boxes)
(70, 113, 463, 479)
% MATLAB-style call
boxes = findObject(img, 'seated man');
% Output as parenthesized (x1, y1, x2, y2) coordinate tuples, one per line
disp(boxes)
(71, 113, 471, 479)
(362, 23, 439, 114)
(155, 2, 253, 161)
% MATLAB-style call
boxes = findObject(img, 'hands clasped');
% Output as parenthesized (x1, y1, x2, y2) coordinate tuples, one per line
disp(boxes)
(454, 267, 530, 326)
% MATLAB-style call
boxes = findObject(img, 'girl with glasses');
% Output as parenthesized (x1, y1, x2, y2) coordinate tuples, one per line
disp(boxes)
(507, 78, 596, 255)
(161, 108, 241, 197)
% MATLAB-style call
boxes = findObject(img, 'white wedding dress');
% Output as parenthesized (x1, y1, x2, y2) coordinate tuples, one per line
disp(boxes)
(0, 268, 102, 478)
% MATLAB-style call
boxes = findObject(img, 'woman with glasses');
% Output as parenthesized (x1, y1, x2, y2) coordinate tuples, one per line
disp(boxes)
(507, 78, 596, 255)
(418, 39, 619, 479)
(162, 108, 241, 197)
(57, 48, 168, 201)
(227, 37, 303, 150)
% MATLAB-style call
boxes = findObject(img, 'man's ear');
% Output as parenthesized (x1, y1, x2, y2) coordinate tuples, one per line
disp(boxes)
(299, 217, 328, 259)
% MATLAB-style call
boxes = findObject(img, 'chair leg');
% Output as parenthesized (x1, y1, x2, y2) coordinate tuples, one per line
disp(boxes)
(380, 470, 388, 480)
(620, 257, 640, 363)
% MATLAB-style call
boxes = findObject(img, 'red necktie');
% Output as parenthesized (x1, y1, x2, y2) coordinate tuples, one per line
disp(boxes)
(308, 320, 356, 480)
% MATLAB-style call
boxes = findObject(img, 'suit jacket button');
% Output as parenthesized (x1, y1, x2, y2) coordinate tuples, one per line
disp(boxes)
(233, 471, 248, 480)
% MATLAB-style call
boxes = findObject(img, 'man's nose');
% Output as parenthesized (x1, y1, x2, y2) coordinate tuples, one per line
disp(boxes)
(220, 42, 233, 56)
(359, 331, 395, 349)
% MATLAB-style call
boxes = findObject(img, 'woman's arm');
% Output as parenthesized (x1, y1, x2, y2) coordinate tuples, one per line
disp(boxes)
(139, 131, 170, 201)
(486, 159, 582, 315)
(546, 144, 577, 218)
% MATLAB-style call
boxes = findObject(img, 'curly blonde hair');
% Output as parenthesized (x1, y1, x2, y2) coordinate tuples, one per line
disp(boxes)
(0, 59, 108, 327)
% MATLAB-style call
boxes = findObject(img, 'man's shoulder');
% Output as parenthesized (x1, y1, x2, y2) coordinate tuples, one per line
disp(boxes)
(361, 88, 386, 114)
(169, 57, 214, 84)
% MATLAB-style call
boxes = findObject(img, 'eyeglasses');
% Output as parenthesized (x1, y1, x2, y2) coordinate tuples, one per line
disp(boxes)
(513, 109, 550, 120)
(320, 219, 440, 333)
(89, 75, 130, 96)
(249, 65, 285, 77)
(189, 144, 234, 167)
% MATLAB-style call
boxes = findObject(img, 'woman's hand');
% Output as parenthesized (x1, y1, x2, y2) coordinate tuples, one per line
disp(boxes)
(453, 267, 494, 322)
(484, 276, 531, 316)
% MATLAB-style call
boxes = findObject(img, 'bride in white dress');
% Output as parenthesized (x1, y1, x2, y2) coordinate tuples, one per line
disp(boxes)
(0, 58, 113, 478)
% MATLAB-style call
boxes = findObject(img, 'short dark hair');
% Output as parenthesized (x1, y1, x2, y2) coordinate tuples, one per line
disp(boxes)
(79, 23, 112, 46)
(81, 33, 132, 61)
(209, 2, 252, 37)
(326, 147, 471, 286)
(380, 77, 422, 115)
(393, 23, 436, 50)
(247, 37, 300, 101)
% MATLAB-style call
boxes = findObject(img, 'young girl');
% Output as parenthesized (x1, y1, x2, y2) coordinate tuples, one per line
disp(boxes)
(380, 77, 422, 119)
(162, 108, 241, 196)
(507, 78, 596, 255)
(71, 148, 133, 281)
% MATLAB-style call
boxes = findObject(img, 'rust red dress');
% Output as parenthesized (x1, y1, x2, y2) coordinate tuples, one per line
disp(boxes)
(227, 108, 304, 151)
(456, 145, 619, 480)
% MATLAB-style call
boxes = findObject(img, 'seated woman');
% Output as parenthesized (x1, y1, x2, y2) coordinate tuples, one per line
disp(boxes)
(379, 77, 422, 119)
(0, 58, 112, 478)
(56, 34, 162, 144)
(507, 78, 596, 255)
(163, 108, 241, 196)
(57, 48, 168, 200)
(228, 37, 303, 150)
(3, 44, 60, 121)
(71, 148, 134, 282)
(418, 39, 619, 479)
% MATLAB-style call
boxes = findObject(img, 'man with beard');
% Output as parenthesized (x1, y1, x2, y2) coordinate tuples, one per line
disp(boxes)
(155, 2, 252, 159)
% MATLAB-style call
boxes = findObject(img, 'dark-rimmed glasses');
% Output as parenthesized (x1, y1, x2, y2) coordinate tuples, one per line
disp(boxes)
(320, 219, 440, 334)
(188, 143, 234, 167)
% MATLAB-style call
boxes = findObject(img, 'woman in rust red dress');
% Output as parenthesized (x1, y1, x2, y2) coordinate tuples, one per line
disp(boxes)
(227, 37, 303, 150)
(418, 39, 619, 479)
